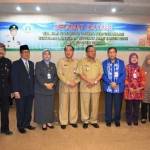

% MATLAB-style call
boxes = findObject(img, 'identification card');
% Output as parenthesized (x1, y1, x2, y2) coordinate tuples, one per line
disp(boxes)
(47, 73, 51, 79)
(133, 73, 137, 79)
(114, 72, 118, 78)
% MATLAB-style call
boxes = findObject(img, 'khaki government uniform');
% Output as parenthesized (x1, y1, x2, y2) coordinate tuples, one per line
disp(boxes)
(76, 57, 102, 124)
(57, 58, 80, 125)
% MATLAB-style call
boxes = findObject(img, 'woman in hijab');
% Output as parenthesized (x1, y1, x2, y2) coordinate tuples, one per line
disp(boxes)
(141, 55, 150, 123)
(34, 49, 58, 130)
(124, 53, 145, 126)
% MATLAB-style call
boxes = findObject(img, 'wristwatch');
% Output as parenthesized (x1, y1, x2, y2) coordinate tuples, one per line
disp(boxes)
(94, 80, 98, 84)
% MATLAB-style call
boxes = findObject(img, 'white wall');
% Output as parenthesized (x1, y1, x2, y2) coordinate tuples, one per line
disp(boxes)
(1, 14, 150, 65)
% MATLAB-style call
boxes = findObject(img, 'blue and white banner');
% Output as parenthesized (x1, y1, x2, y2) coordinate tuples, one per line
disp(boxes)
(0, 21, 150, 51)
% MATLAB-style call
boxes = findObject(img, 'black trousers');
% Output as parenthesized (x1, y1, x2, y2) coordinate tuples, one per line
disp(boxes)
(105, 92, 123, 123)
(141, 102, 150, 121)
(126, 100, 140, 123)
(0, 95, 10, 132)
(16, 95, 33, 129)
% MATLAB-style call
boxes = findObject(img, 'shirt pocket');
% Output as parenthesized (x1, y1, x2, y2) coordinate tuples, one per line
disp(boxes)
(82, 64, 90, 74)
(92, 64, 100, 75)
(62, 63, 69, 74)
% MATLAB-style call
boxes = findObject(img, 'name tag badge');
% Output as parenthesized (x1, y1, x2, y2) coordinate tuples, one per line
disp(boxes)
(47, 73, 51, 79)
(133, 73, 137, 79)
(86, 66, 90, 71)
(64, 64, 68, 68)
(114, 72, 118, 78)
(74, 69, 76, 74)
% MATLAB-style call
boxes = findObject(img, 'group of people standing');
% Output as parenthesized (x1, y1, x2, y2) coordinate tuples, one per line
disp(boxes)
(0, 42, 150, 136)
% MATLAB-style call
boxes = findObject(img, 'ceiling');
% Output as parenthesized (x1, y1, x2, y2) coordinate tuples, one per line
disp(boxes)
(0, 0, 150, 15)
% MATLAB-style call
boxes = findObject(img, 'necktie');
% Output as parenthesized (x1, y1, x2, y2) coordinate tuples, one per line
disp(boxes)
(25, 61, 29, 73)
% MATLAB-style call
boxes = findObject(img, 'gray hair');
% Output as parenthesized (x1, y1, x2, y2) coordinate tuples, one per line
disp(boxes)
(42, 49, 51, 55)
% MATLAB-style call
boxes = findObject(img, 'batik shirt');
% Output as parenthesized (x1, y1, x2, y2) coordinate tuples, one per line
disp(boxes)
(102, 58, 126, 93)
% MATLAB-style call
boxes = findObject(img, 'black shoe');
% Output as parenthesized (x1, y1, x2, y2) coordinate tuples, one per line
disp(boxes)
(91, 123, 99, 128)
(83, 123, 88, 129)
(133, 122, 138, 126)
(127, 122, 132, 126)
(115, 122, 120, 127)
(42, 126, 47, 131)
(106, 122, 111, 127)
(26, 125, 36, 130)
(61, 125, 66, 129)
(141, 119, 146, 124)
(47, 124, 54, 129)
(1, 130, 13, 135)
(70, 124, 78, 128)
(18, 128, 27, 134)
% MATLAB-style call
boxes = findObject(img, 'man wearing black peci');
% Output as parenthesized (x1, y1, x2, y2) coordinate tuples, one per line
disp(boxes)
(11, 45, 35, 134)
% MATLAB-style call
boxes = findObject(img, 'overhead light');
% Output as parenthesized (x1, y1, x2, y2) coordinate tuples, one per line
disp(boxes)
(16, 6, 22, 12)
(111, 8, 117, 13)
(36, 6, 41, 12)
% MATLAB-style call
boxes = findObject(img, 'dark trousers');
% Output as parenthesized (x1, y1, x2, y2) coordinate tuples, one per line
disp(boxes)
(105, 92, 123, 123)
(126, 100, 140, 123)
(0, 95, 10, 132)
(141, 102, 150, 121)
(16, 95, 33, 129)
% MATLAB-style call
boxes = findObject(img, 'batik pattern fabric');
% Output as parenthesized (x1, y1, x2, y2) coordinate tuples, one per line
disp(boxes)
(102, 58, 126, 94)
(124, 64, 145, 100)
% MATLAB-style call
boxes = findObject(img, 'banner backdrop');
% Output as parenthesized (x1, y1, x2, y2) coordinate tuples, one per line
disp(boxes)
(0, 22, 150, 51)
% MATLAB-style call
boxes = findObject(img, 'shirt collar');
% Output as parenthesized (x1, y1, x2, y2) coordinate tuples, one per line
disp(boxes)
(108, 58, 118, 64)
(21, 58, 29, 64)
(44, 60, 50, 65)
(86, 57, 96, 62)
(64, 57, 73, 62)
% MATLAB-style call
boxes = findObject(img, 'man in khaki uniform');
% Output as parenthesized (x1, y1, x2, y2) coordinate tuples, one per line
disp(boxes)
(76, 45, 102, 129)
(57, 45, 80, 129)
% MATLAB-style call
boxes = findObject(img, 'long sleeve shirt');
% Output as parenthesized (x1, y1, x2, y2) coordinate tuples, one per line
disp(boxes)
(102, 58, 126, 93)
